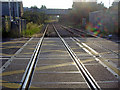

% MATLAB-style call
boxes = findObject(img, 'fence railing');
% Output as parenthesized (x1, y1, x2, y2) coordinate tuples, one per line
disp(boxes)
(2, 16, 26, 37)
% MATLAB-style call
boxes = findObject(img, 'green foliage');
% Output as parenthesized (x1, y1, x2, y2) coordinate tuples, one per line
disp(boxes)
(22, 23, 43, 37)
(40, 5, 47, 9)
(21, 5, 48, 37)
(31, 5, 38, 9)
(22, 11, 48, 24)
(59, 2, 107, 25)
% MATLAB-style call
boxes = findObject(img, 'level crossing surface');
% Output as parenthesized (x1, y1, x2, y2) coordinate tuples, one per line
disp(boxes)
(0, 24, 119, 89)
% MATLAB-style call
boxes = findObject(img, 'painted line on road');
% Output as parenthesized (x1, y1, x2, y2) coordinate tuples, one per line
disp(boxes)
(31, 82, 86, 85)
(0, 37, 34, 72)
(1, 59, 99, 77)
(43, 41, 56, 43)
(43, 44, 62, 46)
(12, 58, 31, 59)
(41, 50, 67, 53)
(0, 62, 74, 76)
(0, 53, 14, 56)
(0, 80, 21, 88)
(35, 71, 80, 74)
(1, 41, 26, 45)
(105, 58, 119, 60)
(25, 48, 36, 50)
(38, 58, 71, 59)
(1, 46, 22, 49)
(0, 80, 35, 88)
(0, 58, 10, 60)
(0, 59, 98, 88)
(73, 38, 99, 55)
(21, 52, 33, 55)
(99, 51, 119, 55)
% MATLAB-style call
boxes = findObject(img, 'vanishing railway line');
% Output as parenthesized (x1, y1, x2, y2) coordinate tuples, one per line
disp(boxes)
(20, 24, 100, 89)
(61, 25, 119, 74)
(1, 24, 119, 89)
(61, 25, 119, 56)
(53, 25, 100, 89)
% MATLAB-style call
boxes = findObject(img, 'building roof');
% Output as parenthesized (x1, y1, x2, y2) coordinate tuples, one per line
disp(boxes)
(0, 0, 22, 2)
(73, 0, 97, 2)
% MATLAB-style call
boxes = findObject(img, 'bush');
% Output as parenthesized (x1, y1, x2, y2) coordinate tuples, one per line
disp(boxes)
(22, 11, 48, 24)
(22, 22, 43, 37)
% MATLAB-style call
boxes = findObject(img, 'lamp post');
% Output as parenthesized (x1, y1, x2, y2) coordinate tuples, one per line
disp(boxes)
(109, 0, 111, 7)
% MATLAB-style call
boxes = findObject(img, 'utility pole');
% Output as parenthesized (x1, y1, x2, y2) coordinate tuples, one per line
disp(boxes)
(8, 0, 12, 21)
(109, 0, 111, 7)
(16, 0, 19, 18)
(12, 0, 15, 21)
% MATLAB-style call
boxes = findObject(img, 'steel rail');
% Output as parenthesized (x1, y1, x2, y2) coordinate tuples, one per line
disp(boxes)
(0, 37, 33, 72)
(62, 25, 98, 38)
(61, 26, 82, 37)
(19, 24, 49, 89)
(61, 26, 99, 56)
(61, 25, 119, 56)
(53, 24, 101, 90)
(61, 25, 120, 78)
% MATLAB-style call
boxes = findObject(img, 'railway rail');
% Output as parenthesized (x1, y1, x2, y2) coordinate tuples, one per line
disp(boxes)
(20, 25, 49, 89)
(19, 24, 100, 89)
(61, 25, 119, 56)
(61, 25, 119, 77)
(1, 24, 119, 89)
(53, 25, 100, 89)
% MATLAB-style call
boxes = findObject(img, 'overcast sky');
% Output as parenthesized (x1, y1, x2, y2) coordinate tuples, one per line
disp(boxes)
(21, 0, 115, 9)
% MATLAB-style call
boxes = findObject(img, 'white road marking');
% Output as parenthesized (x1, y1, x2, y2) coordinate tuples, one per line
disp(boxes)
(0, 37, 34, 72)
(71, 37, 119, 78)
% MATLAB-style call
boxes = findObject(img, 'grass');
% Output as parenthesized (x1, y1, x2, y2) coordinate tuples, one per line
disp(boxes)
(22, 22, 43, 37)
(45, 20, 58, 23)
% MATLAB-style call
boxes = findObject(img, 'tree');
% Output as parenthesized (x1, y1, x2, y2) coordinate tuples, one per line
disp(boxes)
(31, 5, 38, 9)
(59, 2, 107, 24)
(22, 11, 48, 24)
(40, 5, 47, 9)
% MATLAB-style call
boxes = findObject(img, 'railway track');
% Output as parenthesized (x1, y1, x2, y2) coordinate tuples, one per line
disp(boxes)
(1, 25, 47, 70)
(20, 25, 49, 89)
(53, 25, 100, 89)
(19, 24, 100, 89)
(1, 24, 119, 89)
(61, 25, 120, 77)
(61, 25, 119, 56)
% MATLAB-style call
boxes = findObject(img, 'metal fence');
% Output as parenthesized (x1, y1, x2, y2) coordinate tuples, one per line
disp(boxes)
(2, 17, 26, 37)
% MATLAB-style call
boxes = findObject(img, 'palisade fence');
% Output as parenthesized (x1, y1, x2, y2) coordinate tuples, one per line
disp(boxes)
(89, 10, 118, 36)
(2, 16, 26, 37)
